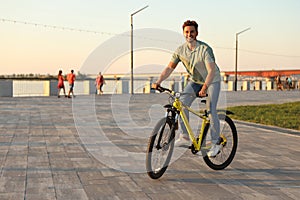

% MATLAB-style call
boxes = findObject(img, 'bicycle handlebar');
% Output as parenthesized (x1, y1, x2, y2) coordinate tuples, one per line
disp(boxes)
(152, 85, 208, 98)
(154, 86, 172, 93)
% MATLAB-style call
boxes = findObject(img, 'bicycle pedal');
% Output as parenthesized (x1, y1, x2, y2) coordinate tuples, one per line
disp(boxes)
(216, 137, 223, 145)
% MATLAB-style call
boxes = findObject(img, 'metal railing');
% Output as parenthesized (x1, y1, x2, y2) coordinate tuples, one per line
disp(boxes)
(0, 78, 299, 97)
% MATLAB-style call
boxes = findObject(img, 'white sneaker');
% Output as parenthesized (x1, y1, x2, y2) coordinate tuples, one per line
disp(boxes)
(175, 134, 190, 147)
(207, 144, 222, 157)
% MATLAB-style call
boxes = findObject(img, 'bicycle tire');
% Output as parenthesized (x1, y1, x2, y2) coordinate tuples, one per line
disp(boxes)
(146, 118, 176, 179)
(201, 114, 238, 170)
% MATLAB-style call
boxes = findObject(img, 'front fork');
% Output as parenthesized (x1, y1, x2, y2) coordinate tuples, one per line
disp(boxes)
(165, 109, 179, 130)
(155, 108, 178, 150)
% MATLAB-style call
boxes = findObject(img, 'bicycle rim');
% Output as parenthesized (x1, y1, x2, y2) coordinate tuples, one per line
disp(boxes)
(202, 114, 238, 170)
(146, 118, 175, 179)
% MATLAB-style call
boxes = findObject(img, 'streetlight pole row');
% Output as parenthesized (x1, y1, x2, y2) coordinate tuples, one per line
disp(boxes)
(130, 5, 149, 95)
(234, 27, 251, 91)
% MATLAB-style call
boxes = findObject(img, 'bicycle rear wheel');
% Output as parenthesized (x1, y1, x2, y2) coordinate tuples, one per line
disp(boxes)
(201, 114, 238, 170)
(146, 118, 176, 179)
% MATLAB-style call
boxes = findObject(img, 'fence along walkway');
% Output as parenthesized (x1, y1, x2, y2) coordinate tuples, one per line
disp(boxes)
(1, 77, 300, 97)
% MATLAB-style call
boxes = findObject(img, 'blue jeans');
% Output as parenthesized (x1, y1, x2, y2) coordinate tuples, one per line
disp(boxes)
(179, 81, 220, 143)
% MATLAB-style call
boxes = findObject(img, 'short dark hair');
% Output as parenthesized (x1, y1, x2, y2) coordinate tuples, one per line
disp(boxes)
(182, 20, 198, 32)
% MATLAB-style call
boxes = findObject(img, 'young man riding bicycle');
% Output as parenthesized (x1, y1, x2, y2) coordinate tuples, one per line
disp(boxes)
(152, 20, 222, 157)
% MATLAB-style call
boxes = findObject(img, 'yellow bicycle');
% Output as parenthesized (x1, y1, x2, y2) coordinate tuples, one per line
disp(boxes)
(146, 86, 238, 179)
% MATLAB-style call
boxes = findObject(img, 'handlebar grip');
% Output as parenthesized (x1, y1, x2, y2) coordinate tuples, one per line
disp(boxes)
(151, 85, 172, 93)
(156, 86, 164, 93)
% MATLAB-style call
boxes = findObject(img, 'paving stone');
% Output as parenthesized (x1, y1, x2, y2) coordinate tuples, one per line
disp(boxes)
(0, 91, 299, 199)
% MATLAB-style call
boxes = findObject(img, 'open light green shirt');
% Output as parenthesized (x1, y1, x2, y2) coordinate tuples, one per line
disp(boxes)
(171, 40, 221, 84)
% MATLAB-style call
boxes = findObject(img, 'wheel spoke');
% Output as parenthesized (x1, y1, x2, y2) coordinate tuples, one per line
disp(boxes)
(202, 114, 238, 170)
(146, 118, 175, 179)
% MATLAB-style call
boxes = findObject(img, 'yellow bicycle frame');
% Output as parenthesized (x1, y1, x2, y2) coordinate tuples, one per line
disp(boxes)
(172, 97, 210, 151)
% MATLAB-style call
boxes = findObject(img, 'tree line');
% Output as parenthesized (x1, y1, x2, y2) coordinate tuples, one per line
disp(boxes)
(0, 71, 91, 80)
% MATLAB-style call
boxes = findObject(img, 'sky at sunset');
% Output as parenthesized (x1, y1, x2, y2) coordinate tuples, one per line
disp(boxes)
(0, 0, 299, 75)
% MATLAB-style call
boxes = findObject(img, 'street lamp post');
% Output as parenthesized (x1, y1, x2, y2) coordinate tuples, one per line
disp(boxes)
(235, 27, 250, 91)
(130, 5, 149, 95)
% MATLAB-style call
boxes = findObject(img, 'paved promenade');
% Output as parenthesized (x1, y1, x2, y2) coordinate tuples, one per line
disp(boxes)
(0, 90, 299, 200)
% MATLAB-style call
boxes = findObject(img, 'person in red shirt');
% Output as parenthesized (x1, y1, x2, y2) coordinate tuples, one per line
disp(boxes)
(95, 72, 105, 95)
(57, 70, 67, 98)
(67, 69, 76, 98)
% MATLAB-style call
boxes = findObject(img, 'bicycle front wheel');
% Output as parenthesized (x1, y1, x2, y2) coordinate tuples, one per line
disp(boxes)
(146, 118, 176, 179)
(202, 114, 238, 170)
